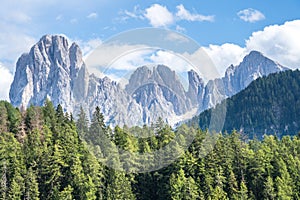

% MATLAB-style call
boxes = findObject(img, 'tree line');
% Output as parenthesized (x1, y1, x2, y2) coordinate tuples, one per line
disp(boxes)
(0, 100, 300, 199)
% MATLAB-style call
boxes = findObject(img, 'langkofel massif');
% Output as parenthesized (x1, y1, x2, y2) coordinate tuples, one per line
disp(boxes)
(9, 35, 288, 126)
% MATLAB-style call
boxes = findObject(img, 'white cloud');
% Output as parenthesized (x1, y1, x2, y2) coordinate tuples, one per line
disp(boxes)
(181, 48, 222, 81)
(202, 20, 300, 76)
(87, 12, 98, 19)
(144, 4, 174, 27)
(175, 25, 186, 32)
(237, 8, 265, 23)
(176, 4, 214, 22)
(85, 43, 149, 75)
(75, 38, 103, 57)
(203, 43, 246, 74)
(84, 20, 300, 81)
(84, 41, 220, 81)
(109, 49, 154, 71)
(150, 50, 192, 72)
(119, 5, 144, 22)
(245, 20, 300, 68)
(124, 4, 214, 27)
(85, 43, 199, 79)
(0, 63, 13, 101)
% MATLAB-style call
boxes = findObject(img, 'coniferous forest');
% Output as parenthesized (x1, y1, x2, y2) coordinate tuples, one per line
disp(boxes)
(194, 69, 300, 139)
(1, 99, 300, 200)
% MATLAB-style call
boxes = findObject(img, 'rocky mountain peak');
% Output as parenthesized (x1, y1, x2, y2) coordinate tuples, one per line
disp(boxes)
(125, 64, 182, 95)
(187, 70, 205, 107)
(9, 34, 290, 127)
(232, 50, 287, 92)
(9, 34, 85, 112)
(202, 50, 289, 111)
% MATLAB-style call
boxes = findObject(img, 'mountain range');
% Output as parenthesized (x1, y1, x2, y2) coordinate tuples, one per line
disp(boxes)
(191, 69, 300, 139)
(9, 34, 288, 126)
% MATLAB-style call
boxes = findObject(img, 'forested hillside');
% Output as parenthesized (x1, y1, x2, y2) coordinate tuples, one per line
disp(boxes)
(193, 69, 300, 139)
(1, 100, 300, 199)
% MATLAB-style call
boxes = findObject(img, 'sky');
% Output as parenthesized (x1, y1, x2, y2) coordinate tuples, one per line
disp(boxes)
(0, 0, 300, 100)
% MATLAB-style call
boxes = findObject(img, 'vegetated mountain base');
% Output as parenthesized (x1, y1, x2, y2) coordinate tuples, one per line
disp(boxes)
(1, 100, 300, 199)
(191, 69, 300, 139)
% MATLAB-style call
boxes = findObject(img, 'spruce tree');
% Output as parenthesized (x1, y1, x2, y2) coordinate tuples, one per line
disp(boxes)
(263, 176, 276, 200)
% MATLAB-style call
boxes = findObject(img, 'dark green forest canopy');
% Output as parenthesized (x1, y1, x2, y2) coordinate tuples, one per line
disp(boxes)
(191, 69, 300, 140)
(0, 100, 300, 199)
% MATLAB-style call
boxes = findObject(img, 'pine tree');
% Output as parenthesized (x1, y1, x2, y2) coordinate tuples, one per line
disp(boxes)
(24, 167, 40, 200)
(275, 159, 293, 200)
(88, 106, 107, 150)
(226, 169, 239, 199)
(169, 168, 186, 200)
(0, 102, 8, 133)
(8, 172, 24, 200)
(263, 176, 276, 200)
(71, 155, 97, 200)
(42, 99, 56, 129)
(210, 167, 228, 200)
(55, 104, 65, 123)
(76, 106, 89, 139)
(106, 170, 135, 200)
(0, 162, 7, 200)
(42, 143, 67, 199)
(58, 185, 73, 200)
(184, 176, 199, 200)
(238, 180, 249, 200)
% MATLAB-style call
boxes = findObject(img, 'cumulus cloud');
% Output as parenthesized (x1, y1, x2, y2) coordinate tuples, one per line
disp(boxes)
(176, 4, 214, 22)
(202, 20, 300, 76)
(203, 44, 246, 74)
(245, 20, 300, 68)
(85, 43, 149, 75)
(123, 4, 214, 27)
(109, 49, 154, 71)
(144, 4, 174, 27)
(150, 50, 192, 72)
(84, 20, 300, 81)
(237, 8, 265, 23)
(0, 63, 13, 101)
(181, 48, 221, 81)
(117, 4, 214, 27)
(87, 12, 98, 19)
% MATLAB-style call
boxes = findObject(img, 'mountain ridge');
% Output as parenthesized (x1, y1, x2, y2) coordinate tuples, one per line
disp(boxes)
(191, 69, 300, 139)
(9, 34, 289, 127)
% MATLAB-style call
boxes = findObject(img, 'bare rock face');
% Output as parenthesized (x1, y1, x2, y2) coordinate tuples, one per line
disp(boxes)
(9, 35, 289, 127)
(9, 35, 88, 113)
(202, 51, 288, 111)
(187, 69, 205, 109)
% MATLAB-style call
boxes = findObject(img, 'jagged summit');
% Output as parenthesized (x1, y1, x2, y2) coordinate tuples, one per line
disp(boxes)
(202, 50, 288, 111)
(9, 34, 88, 113)
(9, 34, 289, 126)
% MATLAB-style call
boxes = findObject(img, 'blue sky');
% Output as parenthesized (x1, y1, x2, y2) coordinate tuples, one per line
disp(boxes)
(0, 0, 300, 100)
